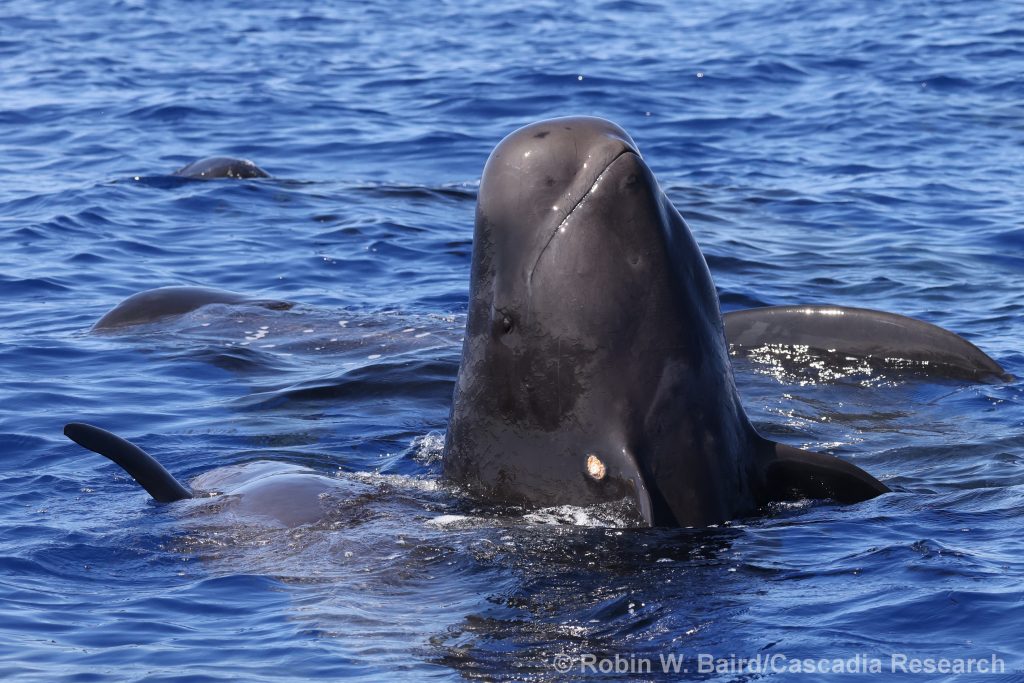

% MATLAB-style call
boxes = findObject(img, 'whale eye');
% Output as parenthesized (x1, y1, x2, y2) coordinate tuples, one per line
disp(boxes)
(493, 308, 515, 336)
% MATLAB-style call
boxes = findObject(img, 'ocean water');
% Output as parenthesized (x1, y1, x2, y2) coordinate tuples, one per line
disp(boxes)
(1, 0, 1023, 680)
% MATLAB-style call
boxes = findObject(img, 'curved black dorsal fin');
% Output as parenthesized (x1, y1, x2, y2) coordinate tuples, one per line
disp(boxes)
(64, 423, 193, 503)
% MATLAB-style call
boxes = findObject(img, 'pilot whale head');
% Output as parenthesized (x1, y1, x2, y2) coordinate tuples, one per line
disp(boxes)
(443, 117, 763, 526)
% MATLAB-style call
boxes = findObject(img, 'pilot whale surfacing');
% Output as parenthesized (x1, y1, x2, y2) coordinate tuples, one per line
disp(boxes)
(92, 286, 292, 330)
(173, 157, 269, 179)
(442, 117, 889, 527)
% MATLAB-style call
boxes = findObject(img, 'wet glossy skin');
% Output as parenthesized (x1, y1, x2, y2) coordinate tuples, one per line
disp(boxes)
(92, 286, 291, 330)
(173, 156, 269, 179)
(723, 305, 1010, 382)
(443, 117, 767, 526)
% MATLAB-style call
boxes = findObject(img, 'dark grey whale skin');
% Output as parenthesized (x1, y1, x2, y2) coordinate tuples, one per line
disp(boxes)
(443, 116, 889, 528)
(92, 286, 291, 330)
(64, 423, 192, 503)
(723, 305, 1010, 382)
(173, 157, 269, 179)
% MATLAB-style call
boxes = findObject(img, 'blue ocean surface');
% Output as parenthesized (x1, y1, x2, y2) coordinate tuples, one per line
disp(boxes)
(1, 0, 1022, 680)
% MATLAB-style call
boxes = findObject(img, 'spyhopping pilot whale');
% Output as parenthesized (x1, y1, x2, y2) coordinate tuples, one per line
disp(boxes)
(173, 156, 270, 179)
(443, 116, 893, 527)
(66, 117, 1009, 528)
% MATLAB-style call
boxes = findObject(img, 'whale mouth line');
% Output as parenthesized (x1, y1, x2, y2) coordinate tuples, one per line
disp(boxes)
(527, 149, 636, 290)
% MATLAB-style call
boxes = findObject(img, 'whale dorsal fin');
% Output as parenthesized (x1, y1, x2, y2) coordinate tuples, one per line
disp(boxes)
(64, 423, 192, 503)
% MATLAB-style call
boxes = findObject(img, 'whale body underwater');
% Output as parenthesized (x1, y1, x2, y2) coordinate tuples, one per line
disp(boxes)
(66, 117, 1009, 528)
